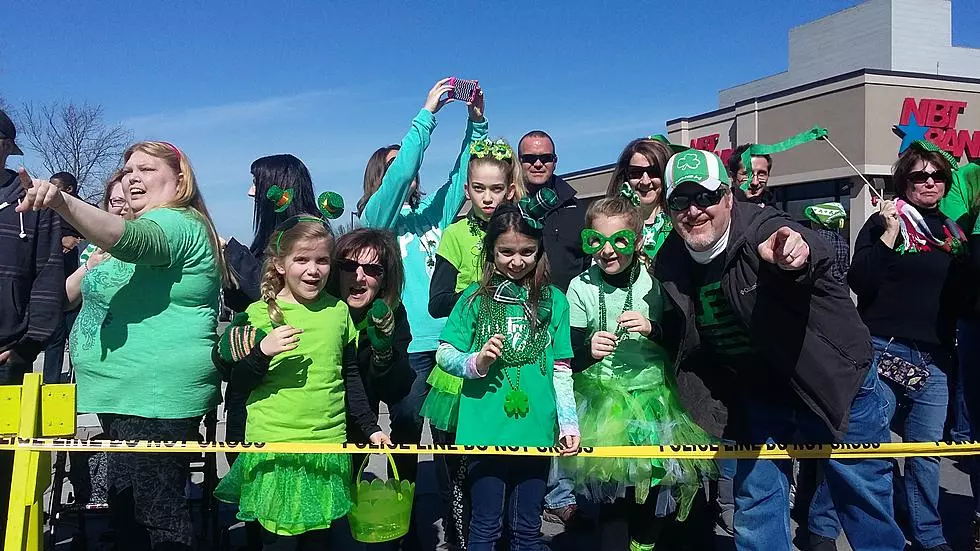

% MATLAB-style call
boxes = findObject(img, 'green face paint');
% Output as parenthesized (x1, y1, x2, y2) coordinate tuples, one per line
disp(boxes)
(581, 228, 637, 255)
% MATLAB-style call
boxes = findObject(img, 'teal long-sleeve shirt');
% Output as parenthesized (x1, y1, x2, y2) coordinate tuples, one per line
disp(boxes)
(360, 109, 488, 353)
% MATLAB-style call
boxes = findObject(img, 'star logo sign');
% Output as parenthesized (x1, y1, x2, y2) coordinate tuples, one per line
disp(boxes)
(677, 152, 702, 171)
(894, 112, 929, 154)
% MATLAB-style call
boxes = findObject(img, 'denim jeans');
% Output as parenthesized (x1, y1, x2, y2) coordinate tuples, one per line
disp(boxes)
(873, 336, 951, 549)
(733, 367, 903, 551)
(468, 456, 548, 551)
(389, 351, 437, 484)
(958, 318, 980, 515)
(543, 459, 576, 509)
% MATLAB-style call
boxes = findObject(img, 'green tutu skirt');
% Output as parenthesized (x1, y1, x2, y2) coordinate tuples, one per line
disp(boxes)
(562, 367, 717, 520)
(214, 452, 352, 536)
(420, 366, 462, 432)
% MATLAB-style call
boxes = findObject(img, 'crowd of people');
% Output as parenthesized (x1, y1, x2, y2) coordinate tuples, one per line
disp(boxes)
(1, 78, 979, 551)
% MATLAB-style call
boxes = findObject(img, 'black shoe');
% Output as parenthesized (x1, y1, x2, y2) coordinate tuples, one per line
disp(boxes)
(809, 534, 838, 551)
(923, 545, 953, 551)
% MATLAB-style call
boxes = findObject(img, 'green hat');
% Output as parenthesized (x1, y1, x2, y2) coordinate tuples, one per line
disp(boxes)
(318, 191, 345, 220)
(804, 202, 847, 230)
(909, 139, 959, 170)
(664, 149, 730, 200)
(648, 134, 690, 154)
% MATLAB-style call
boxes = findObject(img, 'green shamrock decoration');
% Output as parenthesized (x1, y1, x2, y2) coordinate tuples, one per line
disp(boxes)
(503, 389, 530, 418)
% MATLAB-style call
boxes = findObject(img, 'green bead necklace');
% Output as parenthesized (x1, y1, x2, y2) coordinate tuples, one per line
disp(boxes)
(597, 260, 639, 341)
(475, 286, 550, 418)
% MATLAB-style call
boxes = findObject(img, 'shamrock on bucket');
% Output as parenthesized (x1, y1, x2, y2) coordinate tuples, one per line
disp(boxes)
(348, 454, 415, 543)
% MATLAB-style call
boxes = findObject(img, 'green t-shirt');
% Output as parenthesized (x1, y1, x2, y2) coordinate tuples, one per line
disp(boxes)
(566, 264, 671, 382)
(941, 162, 980, 232)
(440, 283, 573, 447)
(437, 217, 485, 292)
(71, 208, 221, 418)
(241, 293, 358, 443)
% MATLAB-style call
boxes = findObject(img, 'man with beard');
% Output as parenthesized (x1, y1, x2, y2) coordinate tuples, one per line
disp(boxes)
(653, 149, 903, 551)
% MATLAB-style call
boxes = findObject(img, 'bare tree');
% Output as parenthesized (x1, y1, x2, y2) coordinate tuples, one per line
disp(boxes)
(19, 101, 130, 201)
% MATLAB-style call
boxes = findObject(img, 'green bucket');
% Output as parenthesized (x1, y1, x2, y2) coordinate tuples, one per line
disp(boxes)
(348, 453, 415, 543)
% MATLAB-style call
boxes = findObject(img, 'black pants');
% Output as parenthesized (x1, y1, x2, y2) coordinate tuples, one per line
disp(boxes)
(100, 413, 203, 550)
(253, 525, 333, 550)
(599, 485, 713, 550)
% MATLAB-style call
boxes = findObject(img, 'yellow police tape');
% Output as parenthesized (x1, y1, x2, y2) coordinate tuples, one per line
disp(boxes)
(0, 437, 979, 459)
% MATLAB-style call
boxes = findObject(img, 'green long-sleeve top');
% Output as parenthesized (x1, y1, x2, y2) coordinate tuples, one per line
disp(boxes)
(360, 109, 488, 353)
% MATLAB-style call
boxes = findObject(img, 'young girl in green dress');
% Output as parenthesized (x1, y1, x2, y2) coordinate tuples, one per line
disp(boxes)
(213, 209, 389, 548)
(564, 189, 716, 550)
(435, 197, 579, 550)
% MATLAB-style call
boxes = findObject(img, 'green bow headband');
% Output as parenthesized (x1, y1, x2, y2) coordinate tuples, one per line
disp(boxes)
(620, 182, 640, 206)
(518, 188, 557, 230)
(470, 138, 513, 161)
(581, 228, 637, 255)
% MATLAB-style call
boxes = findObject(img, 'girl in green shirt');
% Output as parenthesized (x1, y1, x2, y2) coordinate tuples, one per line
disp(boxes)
(213, 211, 388, 545)
(435, 199, 579, 550)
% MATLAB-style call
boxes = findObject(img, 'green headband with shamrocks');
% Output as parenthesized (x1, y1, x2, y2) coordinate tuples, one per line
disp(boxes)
(581, 228, 637, 255)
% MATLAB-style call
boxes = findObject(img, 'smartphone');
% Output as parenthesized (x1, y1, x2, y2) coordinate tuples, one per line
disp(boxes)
(447, 77, 478, 103)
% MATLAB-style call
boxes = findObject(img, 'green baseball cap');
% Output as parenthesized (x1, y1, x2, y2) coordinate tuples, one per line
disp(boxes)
(664, 149, 730, 199)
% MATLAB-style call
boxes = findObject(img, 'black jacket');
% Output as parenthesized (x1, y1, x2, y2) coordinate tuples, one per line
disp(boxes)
(654, 202, 872, 440)
(537, 175, 590, 292)
(348, 304, 415, 443)
(0, 169, 64, 383)
(223, 238, 263, 313)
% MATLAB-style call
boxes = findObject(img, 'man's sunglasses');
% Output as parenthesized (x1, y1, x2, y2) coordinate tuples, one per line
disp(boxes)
(626, 165, 660, 181)
(667, 189, 727, 211)
(519, 153, 557, 165)
(908, 170, 948, 185)
(338, 258, 385, 278)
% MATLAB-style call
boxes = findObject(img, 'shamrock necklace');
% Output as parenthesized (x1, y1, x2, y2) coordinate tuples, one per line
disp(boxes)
(475, 281, 550, 418)
(597, 260, 639, 341)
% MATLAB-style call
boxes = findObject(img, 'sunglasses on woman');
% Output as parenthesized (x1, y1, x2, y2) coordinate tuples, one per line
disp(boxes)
(667, 189, 727, 211)
(626, 165, 660, 182)
(908, 170, 947, 185)
(338, 258, 385, 277)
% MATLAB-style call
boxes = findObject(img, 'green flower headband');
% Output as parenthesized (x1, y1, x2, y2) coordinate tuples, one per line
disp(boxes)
(470, 138, 513, 161)
(581, 228, 636, 255)
(619, 182, 640, 206)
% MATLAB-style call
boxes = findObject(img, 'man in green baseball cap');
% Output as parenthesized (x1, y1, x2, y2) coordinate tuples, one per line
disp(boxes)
(654, 149, 904, 551)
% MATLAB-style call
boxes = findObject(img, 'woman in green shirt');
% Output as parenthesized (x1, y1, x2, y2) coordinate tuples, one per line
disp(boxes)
(17, 141, 224, 550)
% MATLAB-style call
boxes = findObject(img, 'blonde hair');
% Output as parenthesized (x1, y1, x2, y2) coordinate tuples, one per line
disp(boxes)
(468, 138, 526, 202)
(123, 141, 229, 284)
(259, 220, 335, 326)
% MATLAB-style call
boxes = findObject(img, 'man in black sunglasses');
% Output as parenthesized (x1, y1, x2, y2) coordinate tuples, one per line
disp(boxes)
(653, 149, 903, 551)
(518, 130, 590, 527)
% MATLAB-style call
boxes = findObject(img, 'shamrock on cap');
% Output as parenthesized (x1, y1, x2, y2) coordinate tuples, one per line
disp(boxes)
(676, 152, 702, 171)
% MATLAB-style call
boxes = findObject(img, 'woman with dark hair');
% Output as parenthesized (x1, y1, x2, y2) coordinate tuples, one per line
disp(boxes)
(327, 228, 414, 444)
(222, 154, 322, 312)
(841, 140, 970, 551)
(605, 137, 682, 259)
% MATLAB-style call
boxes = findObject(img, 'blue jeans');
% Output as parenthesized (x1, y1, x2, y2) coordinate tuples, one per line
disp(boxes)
(543, 459, 576, 509)
(873, 336, 951, 548)
(388, 351, 436, 484)
(468, 456, 548, 551)
(958, 319, 980, 515)
(734, 367, 903, 551)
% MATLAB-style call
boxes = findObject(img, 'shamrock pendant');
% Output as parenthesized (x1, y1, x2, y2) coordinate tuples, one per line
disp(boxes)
(503, 389, 530, 418)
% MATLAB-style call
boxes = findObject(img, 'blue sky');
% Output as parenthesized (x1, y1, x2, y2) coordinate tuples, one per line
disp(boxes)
(2, 0, 978, 241)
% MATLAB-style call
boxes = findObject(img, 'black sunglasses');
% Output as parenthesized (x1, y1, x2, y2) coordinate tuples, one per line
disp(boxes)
(907, 170, 947, 185)
(519, 153, 557, 165)
(338, 258, 385, 277)
(626, 165, 660, 181)
(667, 189, 727, 211)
